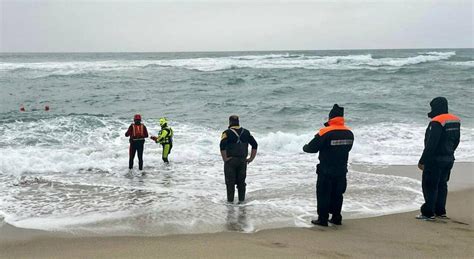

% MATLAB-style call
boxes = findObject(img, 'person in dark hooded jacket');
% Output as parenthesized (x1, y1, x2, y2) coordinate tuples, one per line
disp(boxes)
(303, 104, 354, 226)
(417, 97, 461, 221)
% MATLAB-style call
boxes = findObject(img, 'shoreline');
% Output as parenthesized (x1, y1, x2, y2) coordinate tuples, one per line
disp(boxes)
(1, 163, 473, 258)
(1, 188, 472, 258)
(352, 162, 473, 191)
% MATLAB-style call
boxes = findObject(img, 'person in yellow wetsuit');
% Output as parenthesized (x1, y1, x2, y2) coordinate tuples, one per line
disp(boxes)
(150, 117, 173, 163)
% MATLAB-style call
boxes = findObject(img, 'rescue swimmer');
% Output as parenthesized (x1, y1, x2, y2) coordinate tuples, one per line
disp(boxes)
(303, 104, 354, 227)
(417, 97, 461, 221)
(220, 115, 258, 203)
(125, 114, 149, 170)
(150, 117, 174, 164)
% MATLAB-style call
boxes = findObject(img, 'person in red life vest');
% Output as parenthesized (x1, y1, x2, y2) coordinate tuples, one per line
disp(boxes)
(303, 104, 354, 227)
(416, 97, 461, 221)
(125, 114, 149, 170)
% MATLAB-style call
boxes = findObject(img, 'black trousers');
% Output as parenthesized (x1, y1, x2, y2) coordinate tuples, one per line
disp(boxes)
(316, 173, 347, 224)
(129, 140, 145, 170)
(224, 158, 247, 202)
(420, 161, 453, 217)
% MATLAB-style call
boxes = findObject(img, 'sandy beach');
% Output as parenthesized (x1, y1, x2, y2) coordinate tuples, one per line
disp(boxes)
(1, 163, 473, 258)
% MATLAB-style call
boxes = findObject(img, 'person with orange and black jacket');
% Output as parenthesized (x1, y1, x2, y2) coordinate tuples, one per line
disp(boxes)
(220, 115, 258, 203)
(125, 114, 149, 170)
(303, 104, 354, 227)
(416, 97, 461, 221)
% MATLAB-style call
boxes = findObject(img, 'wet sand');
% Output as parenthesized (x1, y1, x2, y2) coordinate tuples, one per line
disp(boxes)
(1, 163, 473, 258)
(352, 162, 474, 191)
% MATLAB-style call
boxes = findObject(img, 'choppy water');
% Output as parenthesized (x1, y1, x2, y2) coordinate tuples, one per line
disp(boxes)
(0, 49, 473, 235)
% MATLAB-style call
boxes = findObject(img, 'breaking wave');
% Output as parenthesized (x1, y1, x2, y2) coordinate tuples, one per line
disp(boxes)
(448, 61, 474, 67)
(0, 51, 457, 76)
(0, 111, 471, 234)
(1, 115, 473, 177)
(0, 116, 426, 234)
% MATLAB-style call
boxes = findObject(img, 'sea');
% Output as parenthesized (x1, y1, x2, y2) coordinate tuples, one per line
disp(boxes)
(0, 49, 473, 235)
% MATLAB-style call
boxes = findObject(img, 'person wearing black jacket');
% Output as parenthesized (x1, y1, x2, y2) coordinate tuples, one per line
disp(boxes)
(417, 97, 461, 221)
(303, 104, 354, 226)
(220, 115, 258, 203)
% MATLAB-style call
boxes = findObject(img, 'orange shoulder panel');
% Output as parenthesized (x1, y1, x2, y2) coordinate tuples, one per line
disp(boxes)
(318, 125, 351, 136)
(432, 114, 460, 126)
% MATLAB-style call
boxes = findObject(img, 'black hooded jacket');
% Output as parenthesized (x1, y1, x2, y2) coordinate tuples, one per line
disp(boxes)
(419, 97, 461, 166)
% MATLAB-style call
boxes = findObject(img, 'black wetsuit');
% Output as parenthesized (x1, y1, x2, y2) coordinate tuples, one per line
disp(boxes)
(303, 117, 354, 225)
(419, 97, 460, 217)
(220, 127, 258, 202)
(125, 123, 148, 170)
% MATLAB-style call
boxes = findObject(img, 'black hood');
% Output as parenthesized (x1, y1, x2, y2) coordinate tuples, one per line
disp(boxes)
(428, 97, 448, 118)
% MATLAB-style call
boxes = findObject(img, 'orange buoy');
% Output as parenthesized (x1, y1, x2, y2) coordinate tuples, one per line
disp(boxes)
(20, 106, 25, 112)
(45, 105, 50, 111)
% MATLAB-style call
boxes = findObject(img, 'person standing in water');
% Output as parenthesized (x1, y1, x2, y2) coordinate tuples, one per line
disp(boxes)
(417, 97, 461, 221)
(303, 104, 354, 227)
(125, 114, 149, 170)
(220, 115, 258, 204)
(150, 117, 174, 164)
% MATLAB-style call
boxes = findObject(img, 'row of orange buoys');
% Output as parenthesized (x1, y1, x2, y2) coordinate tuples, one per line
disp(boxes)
(20, 105, 50, 112)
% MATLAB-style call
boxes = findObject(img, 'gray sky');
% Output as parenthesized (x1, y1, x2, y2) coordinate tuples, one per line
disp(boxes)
(0, 0, 472, 52)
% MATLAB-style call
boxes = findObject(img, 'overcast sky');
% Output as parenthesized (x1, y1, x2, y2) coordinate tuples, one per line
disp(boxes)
(0, 0, 472, 52)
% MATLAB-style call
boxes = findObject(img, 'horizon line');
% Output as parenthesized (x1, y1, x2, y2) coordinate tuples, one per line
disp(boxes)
(1, 47, 472, 54)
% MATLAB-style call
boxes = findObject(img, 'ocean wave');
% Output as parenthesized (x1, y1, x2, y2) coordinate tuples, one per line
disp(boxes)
(270, 86, 296, 95)
(1, 116, 472, 234)
(0, 51, 456, 75)
(226, 77, 246, 85)
(448, 61, 474, 67)
(0, 167, 424, 234)
(0, 116, 473, 177)
(368, 51, 455, 67)
(1, 170, 423, 234)
(39, 71, 100, 79)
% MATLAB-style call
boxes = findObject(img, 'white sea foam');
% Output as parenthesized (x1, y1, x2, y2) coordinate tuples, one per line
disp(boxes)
(448, 61, 474, 67)
(1, 117, 471, 177)
(0, 51, 457, 75)
(0, 115, 471, 234)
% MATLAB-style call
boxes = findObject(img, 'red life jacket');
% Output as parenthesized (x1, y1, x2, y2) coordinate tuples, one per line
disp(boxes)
(132, 124, 145, 139)
(318, 117, 351, 136)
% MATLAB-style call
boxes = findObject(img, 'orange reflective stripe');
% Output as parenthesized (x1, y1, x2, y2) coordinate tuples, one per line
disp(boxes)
(318, 117, 351, 136)
(432, 114, 460, 126)
(319, 125, 351, 136)
(138, 125, 143, 136)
